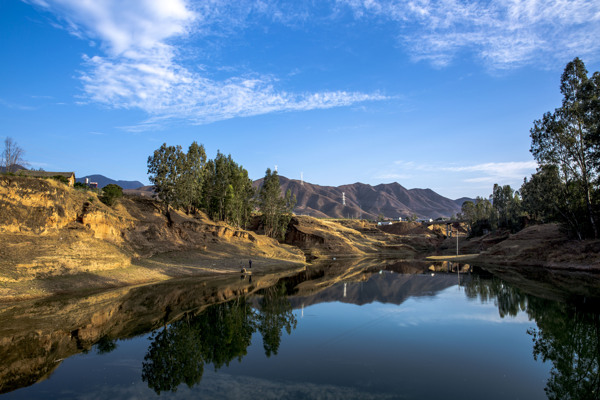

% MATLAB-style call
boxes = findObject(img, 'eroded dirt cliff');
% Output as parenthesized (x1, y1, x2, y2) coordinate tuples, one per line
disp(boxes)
(283, 216, 433, 260)
(0, 176, 305, 300)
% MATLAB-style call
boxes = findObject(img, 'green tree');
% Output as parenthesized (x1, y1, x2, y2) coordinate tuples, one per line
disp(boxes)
(258, 168, 296, 240)
(459, 197, 496, 236)
(201, 151, 254, 227)
(519, 164, 592, 239)
(175, 141, 206, 214)
(492, 184, 523, 232)
(226, 162, 255, 228)
(147, 143, 185, 220)
(100, 184, 123, 207)
(530, 57, 600, 238)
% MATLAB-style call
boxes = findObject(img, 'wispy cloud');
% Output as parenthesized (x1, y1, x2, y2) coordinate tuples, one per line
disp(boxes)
(443, 161, 538, 178)
(386, 160, 537, 186)
(27, 0, 385, 127)
(0, 98, 36, 111)
(337, 0, 600, 68)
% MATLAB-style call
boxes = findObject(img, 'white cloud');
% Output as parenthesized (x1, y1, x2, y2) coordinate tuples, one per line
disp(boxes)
(443, 161, 538, 177)
(337, 0, 600, 68)
(387, 160, 538, 187)
(27, 0, 385, 127)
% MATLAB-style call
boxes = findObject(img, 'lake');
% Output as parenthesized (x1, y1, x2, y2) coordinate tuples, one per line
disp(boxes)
(1, 259, 599, 399)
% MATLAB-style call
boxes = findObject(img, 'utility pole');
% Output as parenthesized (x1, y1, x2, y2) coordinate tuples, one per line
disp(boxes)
(456, 225, 459, 256)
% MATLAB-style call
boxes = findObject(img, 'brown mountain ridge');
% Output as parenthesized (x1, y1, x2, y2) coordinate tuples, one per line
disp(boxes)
(256, 176, 465, 220)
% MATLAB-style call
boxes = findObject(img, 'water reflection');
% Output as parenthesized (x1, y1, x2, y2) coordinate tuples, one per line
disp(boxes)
(1, 260, 600, 399)
(141, 283, 297, 394)
(466, 272, 600, 400)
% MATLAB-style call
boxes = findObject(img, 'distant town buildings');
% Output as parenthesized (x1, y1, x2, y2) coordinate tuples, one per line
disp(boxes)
(84, 178, 98, 188)
(416, 218, 434, 223)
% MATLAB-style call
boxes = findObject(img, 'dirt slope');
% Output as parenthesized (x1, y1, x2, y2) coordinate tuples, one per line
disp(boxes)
(283, 216, 440, 259)
(474, 224, 600, 269)
(0, 176, 304, 300)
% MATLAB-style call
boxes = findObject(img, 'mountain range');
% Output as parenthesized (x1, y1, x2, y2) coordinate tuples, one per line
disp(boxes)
(289, 272, 464, 309)
(257, 176, 468, 219)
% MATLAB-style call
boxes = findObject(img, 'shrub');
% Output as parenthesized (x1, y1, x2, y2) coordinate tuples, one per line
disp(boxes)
(100, 184, 123, 206)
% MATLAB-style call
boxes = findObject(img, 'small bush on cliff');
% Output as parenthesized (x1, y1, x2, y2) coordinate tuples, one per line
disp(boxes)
(100, 184, 123, 206)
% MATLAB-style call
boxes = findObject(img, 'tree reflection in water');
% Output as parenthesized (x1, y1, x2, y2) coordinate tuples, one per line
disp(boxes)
(466, 274, 600, 400)
(141, 282, 297, 394)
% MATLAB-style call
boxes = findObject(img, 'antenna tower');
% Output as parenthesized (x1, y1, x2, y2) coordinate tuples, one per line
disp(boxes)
(274, 165, 278, 172)
(342, 192, 346, 206)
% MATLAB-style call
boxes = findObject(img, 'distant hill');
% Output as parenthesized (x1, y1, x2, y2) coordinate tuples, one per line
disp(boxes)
(454, 197, 476, 208)
(254, 176, 462, 219)
(0, 165, 27, 174)
(76, 174, 144, 190)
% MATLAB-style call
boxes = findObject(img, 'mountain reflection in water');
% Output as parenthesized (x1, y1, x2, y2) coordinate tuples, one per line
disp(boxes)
(0, 260, 599, 399)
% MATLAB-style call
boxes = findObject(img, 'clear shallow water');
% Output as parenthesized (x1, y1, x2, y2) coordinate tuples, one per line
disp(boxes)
(1, 264, 599, 400)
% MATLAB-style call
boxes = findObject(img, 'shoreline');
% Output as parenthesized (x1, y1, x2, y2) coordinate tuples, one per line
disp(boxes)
(0, 251, 307, 303)
(4, 247, 600, 302)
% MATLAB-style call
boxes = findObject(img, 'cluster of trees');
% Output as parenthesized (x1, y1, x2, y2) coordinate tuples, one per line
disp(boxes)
(459, 184, 523, 236)
(148, 142, 256, 229)
(461, 58, 599, 239)
(148, 142, 295, 238)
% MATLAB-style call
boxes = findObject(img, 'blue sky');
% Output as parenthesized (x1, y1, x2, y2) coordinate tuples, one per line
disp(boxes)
(1, 0, 599, 199)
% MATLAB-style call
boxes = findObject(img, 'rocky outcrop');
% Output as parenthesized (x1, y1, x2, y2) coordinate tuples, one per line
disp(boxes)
(0, 175, 86, 234)
(284, 216, 419, 259)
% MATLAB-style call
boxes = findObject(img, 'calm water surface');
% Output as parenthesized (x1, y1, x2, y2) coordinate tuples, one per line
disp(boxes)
(1, 262, 599, 399)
